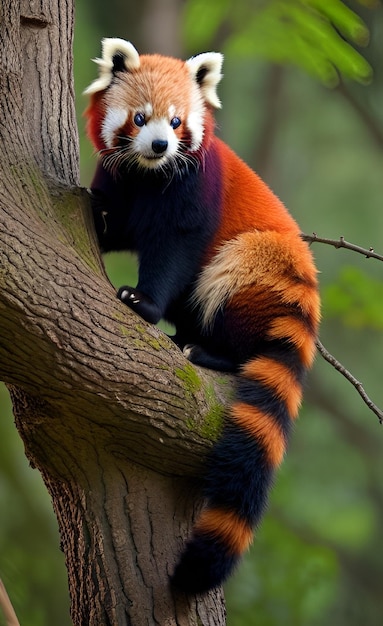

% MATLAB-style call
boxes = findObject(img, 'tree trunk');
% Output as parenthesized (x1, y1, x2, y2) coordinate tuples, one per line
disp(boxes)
(0, 2, 227, 624)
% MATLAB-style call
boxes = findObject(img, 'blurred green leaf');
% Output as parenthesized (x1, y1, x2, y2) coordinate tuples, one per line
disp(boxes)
(183, 0, 373, 85)
(304, 0, 370, 44)
(323, 266, 383, 330)
(182, 0, 230, 49)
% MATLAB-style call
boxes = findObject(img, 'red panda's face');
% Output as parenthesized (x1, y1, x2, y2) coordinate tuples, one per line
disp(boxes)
(99, 56, 196, 172)
(85, 39, 223, 174)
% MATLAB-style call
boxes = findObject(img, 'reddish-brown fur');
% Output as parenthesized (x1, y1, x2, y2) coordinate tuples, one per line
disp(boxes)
(84, 41, 321, 593)
(195, 508, 254, 557)
(232, 403, 287, 467)
(86, 54, 199, 153)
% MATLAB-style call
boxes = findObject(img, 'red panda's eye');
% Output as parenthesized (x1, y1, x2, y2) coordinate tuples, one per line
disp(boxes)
(170, 117, 181, 129)
(134, 112, 145, 127)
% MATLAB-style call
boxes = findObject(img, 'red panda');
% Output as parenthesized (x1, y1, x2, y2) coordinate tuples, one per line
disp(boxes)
(84, 38, 320, 594)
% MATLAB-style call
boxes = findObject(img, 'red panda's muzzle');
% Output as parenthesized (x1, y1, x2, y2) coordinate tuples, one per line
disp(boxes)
(151, 139, 168, 154)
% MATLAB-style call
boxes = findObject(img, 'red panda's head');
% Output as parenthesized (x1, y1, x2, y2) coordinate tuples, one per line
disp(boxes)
(84, 39, 223, 173)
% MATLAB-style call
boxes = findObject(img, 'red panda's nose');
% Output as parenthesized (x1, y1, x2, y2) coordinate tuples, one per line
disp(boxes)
(152, 139, 168, 154)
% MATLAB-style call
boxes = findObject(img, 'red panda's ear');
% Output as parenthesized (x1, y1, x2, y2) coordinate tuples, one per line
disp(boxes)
(84, 38, 140, 96)
(186, 52, 223, 109)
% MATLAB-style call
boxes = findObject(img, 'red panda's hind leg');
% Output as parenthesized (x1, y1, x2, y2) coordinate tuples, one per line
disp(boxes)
(184, 344, 237, 373)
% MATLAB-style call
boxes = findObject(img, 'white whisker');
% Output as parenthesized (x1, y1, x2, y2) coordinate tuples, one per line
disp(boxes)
(97, 134, 203, 185)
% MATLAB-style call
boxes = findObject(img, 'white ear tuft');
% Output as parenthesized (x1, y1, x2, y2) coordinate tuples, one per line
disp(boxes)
(186, 52, 223, 109)
(84, 38, 140, 95)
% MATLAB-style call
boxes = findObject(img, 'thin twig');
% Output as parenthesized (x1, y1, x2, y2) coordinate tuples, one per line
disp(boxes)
(0, 579, 20, 626)
(301, 233, 383, 262)
(301, 233, 383, 421)
(315, 339, 383, 425)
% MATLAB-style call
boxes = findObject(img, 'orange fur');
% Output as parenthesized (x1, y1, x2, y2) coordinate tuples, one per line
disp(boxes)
(108, 55, 192, 121)
(85, 40, 321, 593)
(242, 358, 303, 419)
(194, 227, 319, 331)
(195, 508, 253, 556)
(86, 54, 202, 153)
(214, 139, 301, 242)
(231, 403, 287, 467)
(267, 317, 318, 368)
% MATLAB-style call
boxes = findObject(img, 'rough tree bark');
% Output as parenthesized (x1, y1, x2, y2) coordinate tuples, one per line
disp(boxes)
(0, 2, 228, 624)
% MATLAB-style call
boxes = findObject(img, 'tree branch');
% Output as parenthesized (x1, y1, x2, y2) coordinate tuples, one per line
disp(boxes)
(315, 339, 383, 425)
(0, 579, 20, 626)
(301, 233, 383, 262)
(301, 232, 383, 423)
(0, 2, 228, 623)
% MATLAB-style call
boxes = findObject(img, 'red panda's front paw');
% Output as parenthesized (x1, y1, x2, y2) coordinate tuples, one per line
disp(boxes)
(117, 286, 162, 325)
(118, 286, 140, 306)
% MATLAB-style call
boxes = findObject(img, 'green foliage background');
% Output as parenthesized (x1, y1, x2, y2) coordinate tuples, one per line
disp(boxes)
(1, 1, 382, 624)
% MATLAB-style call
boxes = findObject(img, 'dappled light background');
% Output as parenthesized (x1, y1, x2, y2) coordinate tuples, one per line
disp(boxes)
(1, 1, 382, 624)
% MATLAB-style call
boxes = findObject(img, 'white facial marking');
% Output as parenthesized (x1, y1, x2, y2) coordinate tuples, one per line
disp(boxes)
(144, 102, 153, 118)
(133, 118, 179, 168)
(187, 110, 204, 151)
(168, 104, 176, 118)
(101, 107, 128, 147)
